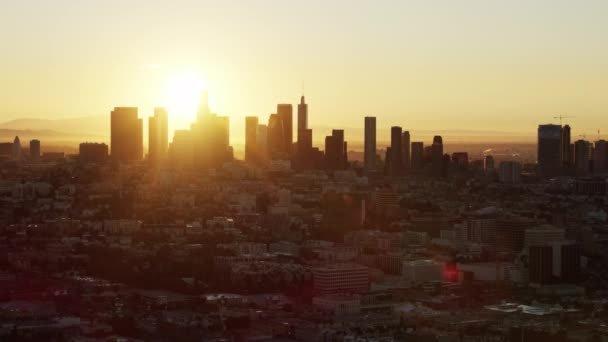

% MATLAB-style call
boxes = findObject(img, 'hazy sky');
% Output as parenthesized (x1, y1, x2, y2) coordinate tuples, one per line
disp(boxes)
(1, 0, 608, 142)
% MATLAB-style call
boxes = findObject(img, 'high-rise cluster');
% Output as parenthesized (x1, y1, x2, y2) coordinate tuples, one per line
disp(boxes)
(537, 123, 608, 177)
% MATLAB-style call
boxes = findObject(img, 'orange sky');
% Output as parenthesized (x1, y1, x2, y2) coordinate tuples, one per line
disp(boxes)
(1, 0, 608, 144)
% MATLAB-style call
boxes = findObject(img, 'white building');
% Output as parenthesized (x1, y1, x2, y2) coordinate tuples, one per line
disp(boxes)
(312, 263, 370, 295)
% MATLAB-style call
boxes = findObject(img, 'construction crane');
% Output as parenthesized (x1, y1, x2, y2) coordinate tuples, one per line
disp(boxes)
(553, 114, 575, 125)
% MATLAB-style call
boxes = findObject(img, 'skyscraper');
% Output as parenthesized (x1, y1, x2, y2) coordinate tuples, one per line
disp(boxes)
(297, 96, 308, 144)
(148, 107, 168, 166)
(267, 113, 284, 159)
(484, 155, 495, 170)
(537, 124, 562, 177)
(324, 130, 346, 170)
(12, 136, 22, 161)
(574, 139, 590, 176)
(245, 116, 258, 163)
(256, 124, 268, 162)
(390, 127, 402, 177)
(593, 140, 608, 174)
(499, 161, 522, 183)
(364, 117, 376, 172)
(402, 131, 410, 171)
(190, 93, 232, 169)
(561, 124, 572, 166)
(29, 139, 40, 161)
(111, 107, 142, 163)
(432, 135, 443, 177)
(411, 142, 424, 170)
(277, 104, 293, 155)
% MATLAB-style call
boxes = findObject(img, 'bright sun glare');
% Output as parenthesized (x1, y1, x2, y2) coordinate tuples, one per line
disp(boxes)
(163, 72, 205, 120)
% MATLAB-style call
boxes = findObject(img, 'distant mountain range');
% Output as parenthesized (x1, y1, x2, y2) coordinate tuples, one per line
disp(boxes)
(0, 116, 108, 143)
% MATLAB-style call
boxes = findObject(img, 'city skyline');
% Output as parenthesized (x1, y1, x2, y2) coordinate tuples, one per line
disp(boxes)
(2, 0, 608, 139)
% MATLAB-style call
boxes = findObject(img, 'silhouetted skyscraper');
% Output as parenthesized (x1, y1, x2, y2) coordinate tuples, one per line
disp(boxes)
(111, 107, 142, 163)
(561, 125, 571, 166)
(12, 136, 22, 161)
(325, 130, 346, 170)
(537, 124, 562, 177)
(593, 140, 608, 174)
(402, 131, 410, 171)
(297, 96, 308, 145)
(169, 130, 194, 169)
(574, 139, 590, 176)
(333, 129, 345, 168)
(364, 117, 376, 172)
(277, 104, 293, 155)
(484, 155, 495, 170)
(245, 116, 258, 163)
(390, 127, 402, 177)
(257, 124, 268, 162)
(29, 139, 40, 161)
(411, 142, 424, 170)
(432, 135, 443, 177)
(267, 113, 284, 159)
(148, 107, 168, 166)
(191, 93, 232, 168)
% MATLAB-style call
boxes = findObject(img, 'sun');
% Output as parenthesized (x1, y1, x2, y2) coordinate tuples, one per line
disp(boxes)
(163, 71, 206, 120)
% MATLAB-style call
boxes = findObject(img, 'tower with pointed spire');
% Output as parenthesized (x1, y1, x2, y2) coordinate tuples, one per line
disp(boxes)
(12, 136, 22, 161)
(297, 95, 308, 145)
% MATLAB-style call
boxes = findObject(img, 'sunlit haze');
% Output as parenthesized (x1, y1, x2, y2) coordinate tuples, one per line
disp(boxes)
(1, 0, 608, 143)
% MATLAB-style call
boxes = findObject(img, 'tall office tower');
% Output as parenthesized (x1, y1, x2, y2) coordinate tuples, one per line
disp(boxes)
(29, 139, 40, 160)
(364, 116, 376, 172)
(296, 128, 314, 169)
(561, 124, 572, 165)
(324, 135, 337, 169)
(574, 139, 590, 176)
(297, 96, 308, 144)
(593, 140, 608, 174)
(324, 130, 346, 170)
(157, 108, 168, 156)
(111, 107, 142, 163)
(402, 131, 410, 171)
(216, 116, 231, 162)
(299, 129, 313, 151)
(384, 147, 392, 175)
(267, 113, 284, 159)
(431, 135, 444, 177)
(12, 136, 22, 160)
(499, 161, 522, 183)
(537, 124, 562, 177)
(256, 124, 268, 162)
(484, 155, 495, 170)
(148, 107, 168, 166)
(411, 142, 424, 170)
(169, 130, 195, 169)
(332, 129, 345, 167)
(390, 127, 403, 177)
(136, 118, 143, 161)
(245, 116, 259, 163)
(277, 104, 293, 155)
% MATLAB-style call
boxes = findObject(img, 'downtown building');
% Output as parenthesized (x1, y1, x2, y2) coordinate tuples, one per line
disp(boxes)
(111, 107, 143, 163)
(148, 107, 168, 166)
(312, 263, 370, 295)
(537, 124, 562, 178)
